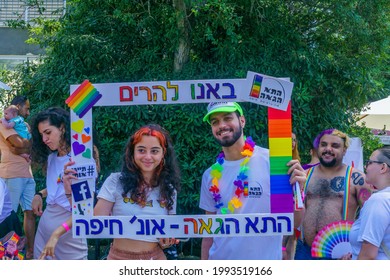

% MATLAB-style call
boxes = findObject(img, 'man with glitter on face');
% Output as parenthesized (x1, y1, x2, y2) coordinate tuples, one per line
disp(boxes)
(294, 128, 373, 260)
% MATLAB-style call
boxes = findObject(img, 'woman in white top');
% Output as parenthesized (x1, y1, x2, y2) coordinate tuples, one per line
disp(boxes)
(349, 147, 390, 260)
(31, 107, 88, 260)
(93, 124, 181, 260)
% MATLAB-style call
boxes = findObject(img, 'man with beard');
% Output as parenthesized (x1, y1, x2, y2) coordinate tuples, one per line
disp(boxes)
(199, 102, 306, 260)
(294, 129, 371, 260)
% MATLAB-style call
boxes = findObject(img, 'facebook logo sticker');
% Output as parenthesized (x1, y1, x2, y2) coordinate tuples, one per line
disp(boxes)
(71, 181, 92, 202)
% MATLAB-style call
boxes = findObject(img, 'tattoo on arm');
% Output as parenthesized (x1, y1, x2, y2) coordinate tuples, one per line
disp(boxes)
(357, 188, 372, 205)
(351, 172, 365, 186)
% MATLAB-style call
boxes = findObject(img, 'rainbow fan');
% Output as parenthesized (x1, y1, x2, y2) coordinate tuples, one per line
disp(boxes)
(311, 220, 353, 259)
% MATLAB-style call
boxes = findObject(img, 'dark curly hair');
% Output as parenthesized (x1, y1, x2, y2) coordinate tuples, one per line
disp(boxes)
(30, 107, 70, 164)
(119, 124, 181, 211)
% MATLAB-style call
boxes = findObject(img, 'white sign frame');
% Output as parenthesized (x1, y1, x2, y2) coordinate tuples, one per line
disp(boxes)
(67, 71, 294, 239)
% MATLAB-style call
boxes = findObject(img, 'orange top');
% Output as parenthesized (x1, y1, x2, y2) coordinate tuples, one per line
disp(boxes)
(0, 125, 33, 178)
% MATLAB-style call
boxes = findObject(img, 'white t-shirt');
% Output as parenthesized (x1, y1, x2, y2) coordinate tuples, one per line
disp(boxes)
(97, 172, 176, 242)
(350, 186, 390, 260)
(45, 152, 72, 211)
(199, 146, 282, 260)
(0, 178, 12, 224)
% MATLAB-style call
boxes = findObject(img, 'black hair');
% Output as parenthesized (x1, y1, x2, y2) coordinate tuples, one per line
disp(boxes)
(10, 96, 28, 107)
(30, 107, 70, 164)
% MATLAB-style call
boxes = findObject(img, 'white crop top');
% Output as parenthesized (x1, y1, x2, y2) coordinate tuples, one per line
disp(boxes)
(97, 173, 177, 242)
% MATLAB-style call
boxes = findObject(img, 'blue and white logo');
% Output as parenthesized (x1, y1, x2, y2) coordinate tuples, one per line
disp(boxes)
(71, 181, 92, 202)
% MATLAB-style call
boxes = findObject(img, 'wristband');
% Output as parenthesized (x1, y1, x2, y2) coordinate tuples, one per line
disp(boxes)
(62, 223, 70, 232)
(35, 192, 43, 199)
(282, 247, 286, 251)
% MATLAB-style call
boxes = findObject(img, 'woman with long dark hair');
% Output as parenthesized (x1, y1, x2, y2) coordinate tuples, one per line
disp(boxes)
(94, 124, 181, 260)
(31, 107, 88, 259)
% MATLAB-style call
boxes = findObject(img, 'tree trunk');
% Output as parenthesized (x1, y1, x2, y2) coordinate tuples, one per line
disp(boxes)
(172, 0, 190, 73)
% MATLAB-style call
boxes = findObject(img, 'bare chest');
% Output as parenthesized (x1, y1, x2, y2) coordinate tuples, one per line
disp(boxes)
(307, 176, 346, 198)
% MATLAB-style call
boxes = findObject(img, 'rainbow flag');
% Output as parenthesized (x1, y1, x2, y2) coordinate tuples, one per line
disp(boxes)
(66, 80, 102, 118)
(268, 102, 293, 213)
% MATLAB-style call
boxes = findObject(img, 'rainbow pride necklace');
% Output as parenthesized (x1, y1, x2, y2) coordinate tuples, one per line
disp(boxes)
(209, 136, 255, 214)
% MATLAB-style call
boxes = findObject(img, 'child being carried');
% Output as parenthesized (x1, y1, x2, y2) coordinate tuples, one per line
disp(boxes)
(1, 105, 31, 162)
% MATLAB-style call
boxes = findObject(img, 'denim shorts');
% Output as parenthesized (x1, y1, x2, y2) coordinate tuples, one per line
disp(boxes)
(4, 178, 36, 212)
(294, 239, 332, 260)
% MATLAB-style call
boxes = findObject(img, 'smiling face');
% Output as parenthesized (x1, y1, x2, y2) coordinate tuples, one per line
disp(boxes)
(209, 111, 245, 147)
(317, 134, 346, 167)
(133, 135, 164, 180)
(38, 120, 65, 153)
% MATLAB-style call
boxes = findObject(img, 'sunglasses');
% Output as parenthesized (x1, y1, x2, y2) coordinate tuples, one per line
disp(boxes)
(364, 160, 390, 168)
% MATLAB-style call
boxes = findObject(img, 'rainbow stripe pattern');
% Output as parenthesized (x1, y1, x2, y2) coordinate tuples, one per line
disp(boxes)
(342, 166, 352, 220)
(268, 102, 293, 213)
(66, 80, 102, 118)
(249, 74, 263, 98)
(311, 220, 353, 259)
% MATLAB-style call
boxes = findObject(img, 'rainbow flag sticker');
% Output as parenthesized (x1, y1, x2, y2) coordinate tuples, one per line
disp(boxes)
(268, 102, 293, 213)
(249, 74, 263, 98)
(66, 80, 102, 118)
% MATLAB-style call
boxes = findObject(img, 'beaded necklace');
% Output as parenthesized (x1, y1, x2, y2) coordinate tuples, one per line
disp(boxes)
(209, 136, 255, 214)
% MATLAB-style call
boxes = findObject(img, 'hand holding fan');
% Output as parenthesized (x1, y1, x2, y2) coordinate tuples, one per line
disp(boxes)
(311, 220, 353, 259)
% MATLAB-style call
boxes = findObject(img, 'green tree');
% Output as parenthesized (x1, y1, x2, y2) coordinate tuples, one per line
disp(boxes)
(9, 0, 387, 147)
(2, 0, 389, 257)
